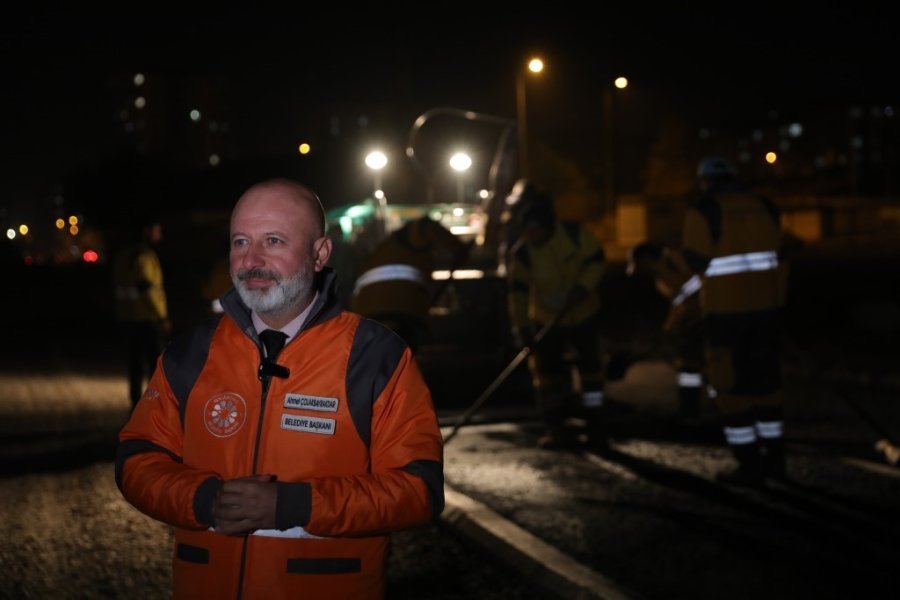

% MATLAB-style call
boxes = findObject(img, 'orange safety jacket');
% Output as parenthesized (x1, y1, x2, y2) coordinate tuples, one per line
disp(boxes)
(115, 269, 444, 600)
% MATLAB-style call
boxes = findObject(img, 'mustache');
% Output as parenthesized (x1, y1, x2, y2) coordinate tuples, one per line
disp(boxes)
(236, 268, 281, 282)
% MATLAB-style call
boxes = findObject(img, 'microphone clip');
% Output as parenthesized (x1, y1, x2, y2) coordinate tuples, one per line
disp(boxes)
(259, 360, 290, 380)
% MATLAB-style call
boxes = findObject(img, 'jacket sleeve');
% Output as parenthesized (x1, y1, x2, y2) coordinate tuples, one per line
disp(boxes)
(115, 357, 223, 531)
(300, 327, 444, 537)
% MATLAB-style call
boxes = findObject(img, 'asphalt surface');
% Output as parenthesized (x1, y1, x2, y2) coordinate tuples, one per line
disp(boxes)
(4, 339, 900, 600)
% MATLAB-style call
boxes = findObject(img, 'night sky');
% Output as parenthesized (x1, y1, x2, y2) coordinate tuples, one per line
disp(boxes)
(2, 4, 896, 219)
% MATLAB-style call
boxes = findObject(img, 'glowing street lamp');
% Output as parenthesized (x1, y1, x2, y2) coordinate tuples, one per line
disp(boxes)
(603, 75, 629, 216)
(364, 150, 388, 196)
(449, 152, 472, 203)
(515, 57, 544, 179)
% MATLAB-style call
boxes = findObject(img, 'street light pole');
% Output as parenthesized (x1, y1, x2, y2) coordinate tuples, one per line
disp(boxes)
(516, 72, 528, 179)
(515, 57, 544, 181)
(602, 87, 614, 216)
(603, 76, 628, 218)
(365, 150, 388, 235)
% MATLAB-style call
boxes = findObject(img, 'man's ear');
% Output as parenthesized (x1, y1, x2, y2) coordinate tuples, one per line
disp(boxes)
(314, 236, 332, 271)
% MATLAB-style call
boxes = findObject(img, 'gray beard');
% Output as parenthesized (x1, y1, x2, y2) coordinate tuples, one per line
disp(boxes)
(233, 263, 313, 316)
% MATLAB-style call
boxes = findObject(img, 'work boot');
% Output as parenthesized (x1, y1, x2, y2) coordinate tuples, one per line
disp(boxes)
(716, 442, 765, 487)
(584, 407, 611, 453)
(761, 437, 787, 481)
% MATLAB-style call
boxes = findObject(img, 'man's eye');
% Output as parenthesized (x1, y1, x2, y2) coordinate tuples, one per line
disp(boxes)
(267, 237, 283, 245)
(232, 239, 248, 247)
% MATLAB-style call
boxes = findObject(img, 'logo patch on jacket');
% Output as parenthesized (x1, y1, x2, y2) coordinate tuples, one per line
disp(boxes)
(281, 414, 336, 435)
(284, 393, 338, 412)
(204, 392, 247, 437)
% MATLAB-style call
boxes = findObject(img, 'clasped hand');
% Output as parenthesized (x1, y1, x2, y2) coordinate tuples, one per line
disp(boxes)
(212, 474, 278, 536)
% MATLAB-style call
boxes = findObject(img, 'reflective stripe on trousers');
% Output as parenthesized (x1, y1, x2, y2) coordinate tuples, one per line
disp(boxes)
(756, 419, 783, 439)
(678, 371, 703, 388)
(582, 390, 604, 408)
(724, 420, 783, 446)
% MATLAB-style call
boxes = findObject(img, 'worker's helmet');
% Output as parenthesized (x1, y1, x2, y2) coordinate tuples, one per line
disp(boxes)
(696, 156, 737, 180)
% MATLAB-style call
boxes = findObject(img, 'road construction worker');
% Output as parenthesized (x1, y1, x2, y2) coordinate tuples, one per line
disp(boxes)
(626, 241, 706, 419)
(507, 192, 608, 449)
(351, 214, 468, 354)
(682, 156, 790, 485)
(111, 215, 172, 406)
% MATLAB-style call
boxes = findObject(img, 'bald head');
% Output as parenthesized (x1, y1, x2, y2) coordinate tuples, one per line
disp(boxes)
(232, 178, 326, 238)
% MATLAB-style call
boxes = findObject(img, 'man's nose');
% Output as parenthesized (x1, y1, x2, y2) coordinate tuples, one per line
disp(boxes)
(240, 243, 266, 269)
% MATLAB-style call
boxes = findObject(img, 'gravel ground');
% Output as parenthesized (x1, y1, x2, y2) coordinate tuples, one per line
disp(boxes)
(0, 457, 544, 600)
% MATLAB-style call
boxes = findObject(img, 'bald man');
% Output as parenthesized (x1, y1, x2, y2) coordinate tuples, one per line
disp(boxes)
(116, 178, 444, 600)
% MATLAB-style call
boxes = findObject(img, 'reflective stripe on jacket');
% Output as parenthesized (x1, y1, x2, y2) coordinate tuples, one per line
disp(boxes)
(115, 270, 444, 599)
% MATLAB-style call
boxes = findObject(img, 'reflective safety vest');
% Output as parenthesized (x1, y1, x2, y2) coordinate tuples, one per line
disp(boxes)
(351, 218, 466, 328)
(112, 242, 168, 322)
(682, 191, 788, 315)
(507, 221, 606, 329)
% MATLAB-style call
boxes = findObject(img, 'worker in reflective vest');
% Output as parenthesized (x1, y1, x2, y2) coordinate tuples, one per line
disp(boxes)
(507, 193, 608, 450)
(682, 156, 790, 486)
(111, 216, 172, 406)
(351, 216, 468, 354)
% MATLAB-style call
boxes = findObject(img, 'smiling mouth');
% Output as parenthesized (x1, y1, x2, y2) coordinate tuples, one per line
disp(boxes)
(238, 269, 279, 289)
(242, 277, 275, 289)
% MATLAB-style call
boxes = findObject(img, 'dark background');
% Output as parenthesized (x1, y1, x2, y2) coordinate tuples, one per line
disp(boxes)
(2, 3, 898, 343)
(2, 4, 897, 211)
